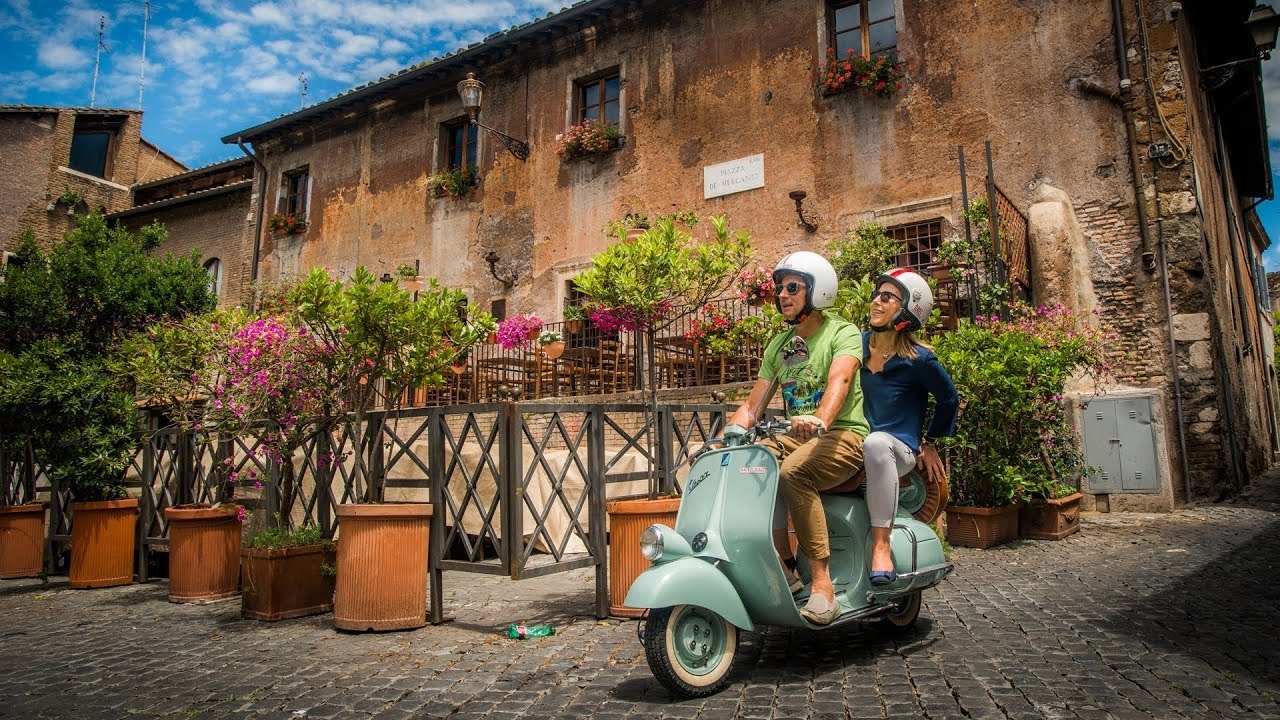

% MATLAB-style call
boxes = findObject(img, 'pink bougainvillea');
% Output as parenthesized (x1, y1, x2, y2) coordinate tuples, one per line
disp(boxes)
(495, 313, 543, 350)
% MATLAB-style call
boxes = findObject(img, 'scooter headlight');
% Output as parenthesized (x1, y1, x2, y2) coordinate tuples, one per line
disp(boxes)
(639, 524, 664, 561)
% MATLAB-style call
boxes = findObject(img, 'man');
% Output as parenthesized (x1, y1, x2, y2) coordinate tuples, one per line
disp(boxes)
(722, 251, 868, 625)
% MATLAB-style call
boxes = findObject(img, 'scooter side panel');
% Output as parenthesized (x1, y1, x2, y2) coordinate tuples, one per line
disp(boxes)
(675, 445, 807, 627)
(622, 556, 754, 630)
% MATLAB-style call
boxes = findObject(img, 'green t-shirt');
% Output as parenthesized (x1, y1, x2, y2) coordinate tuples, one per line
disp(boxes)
(758, 315, 869, 435)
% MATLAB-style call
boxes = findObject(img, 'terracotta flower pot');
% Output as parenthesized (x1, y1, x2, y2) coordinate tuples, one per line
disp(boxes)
(69, 499, 139, 589)
(944, 503, 1019, 549)
(565, 319, 584, 334)
(542, 340, 566, 359)
(333, 503, 431, 632)
(0, 503, 46, 578)
(606, 497, 680, 618)
(1020, 492, 1083, 540)
(241, 543, 336, 621)
(164, 505, 242, 603)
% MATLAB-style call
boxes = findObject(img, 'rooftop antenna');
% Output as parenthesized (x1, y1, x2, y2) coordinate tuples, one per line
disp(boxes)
(298, 73, 308, 109)
(138, 1, 150, 109)
(90, 15, 110, 108)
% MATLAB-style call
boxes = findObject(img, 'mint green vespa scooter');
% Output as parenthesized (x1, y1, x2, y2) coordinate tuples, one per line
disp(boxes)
(624, 419, 953, 698)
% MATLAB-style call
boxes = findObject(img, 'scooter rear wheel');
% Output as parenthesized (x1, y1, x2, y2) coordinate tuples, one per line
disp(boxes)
(880, 591, 922, 630)
(643, 604, 737, 698)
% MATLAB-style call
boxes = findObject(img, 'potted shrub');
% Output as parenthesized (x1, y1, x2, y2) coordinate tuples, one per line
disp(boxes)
(537, 330, 565, 359)
(395, 263, 424, 293)
(0, 492, 46, 579)
(241, 522, 336, 621)
(933, 304, 1110, 549)
(1020, 482, 1084, 540)
(286, 267, 494, 631)
(122, 310, 249, 602)
(426, 165, 478, 199)
(563, 304, 588, 334)
(573, 212, 750, 616)
(555, 119, 623, 161)
(603, 212, 651, 242)
(0, 218, 215, 589)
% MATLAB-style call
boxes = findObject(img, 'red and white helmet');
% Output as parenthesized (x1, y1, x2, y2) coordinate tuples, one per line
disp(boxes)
(876, 268, 934, 331)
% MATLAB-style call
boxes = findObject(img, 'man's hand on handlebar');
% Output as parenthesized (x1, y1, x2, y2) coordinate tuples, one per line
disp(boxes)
(787, 414, 826, 441)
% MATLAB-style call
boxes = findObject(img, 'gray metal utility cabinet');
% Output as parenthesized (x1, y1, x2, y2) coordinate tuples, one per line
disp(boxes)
(1082, 396, 1161, 494)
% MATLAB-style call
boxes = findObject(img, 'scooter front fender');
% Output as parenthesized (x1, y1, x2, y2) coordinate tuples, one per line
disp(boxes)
(623, 556, 753, 631)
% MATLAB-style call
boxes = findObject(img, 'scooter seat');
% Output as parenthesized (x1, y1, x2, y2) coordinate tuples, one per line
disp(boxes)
(820, 468, 948, 525)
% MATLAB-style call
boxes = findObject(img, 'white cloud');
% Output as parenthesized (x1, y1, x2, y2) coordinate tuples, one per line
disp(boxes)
(248, 2, 290, 28)
(332, 30, 379, 61)
(381, 38, 409, 55)
(246, 71, 299, 95)
(37, 38, 89, 69)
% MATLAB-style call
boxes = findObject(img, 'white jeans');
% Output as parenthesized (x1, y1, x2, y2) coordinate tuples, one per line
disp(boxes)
(864, 431, 916, 528)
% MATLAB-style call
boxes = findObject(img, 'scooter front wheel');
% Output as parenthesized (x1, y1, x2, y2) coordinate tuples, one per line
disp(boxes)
(643, 604, 737, 698)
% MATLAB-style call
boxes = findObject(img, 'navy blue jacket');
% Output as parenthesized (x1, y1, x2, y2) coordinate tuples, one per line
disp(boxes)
(860, 331, 959, 453)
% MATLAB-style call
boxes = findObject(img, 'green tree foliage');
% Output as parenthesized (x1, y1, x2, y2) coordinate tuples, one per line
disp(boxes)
(0, 213, 215, 501)
(826, 221, 904, 286)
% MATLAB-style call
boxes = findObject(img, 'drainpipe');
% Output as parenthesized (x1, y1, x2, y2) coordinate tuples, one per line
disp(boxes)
(1104, 0, 1192, 502)
(236, 137, 267, 299)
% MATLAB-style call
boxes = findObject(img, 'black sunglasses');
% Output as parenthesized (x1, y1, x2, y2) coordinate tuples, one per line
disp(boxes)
(775, 281, 807, 296)
(870, 290, 902, 303)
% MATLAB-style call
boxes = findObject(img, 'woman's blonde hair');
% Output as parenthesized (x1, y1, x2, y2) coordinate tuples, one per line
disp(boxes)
(892, 329, 931, 360)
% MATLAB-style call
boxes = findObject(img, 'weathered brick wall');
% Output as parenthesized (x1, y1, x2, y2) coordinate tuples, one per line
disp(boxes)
(1, 109, 150, 253)
(135, 142, 187, 183)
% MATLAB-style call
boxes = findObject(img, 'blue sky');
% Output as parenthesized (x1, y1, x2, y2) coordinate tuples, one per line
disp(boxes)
(3, 0, 1280, 269)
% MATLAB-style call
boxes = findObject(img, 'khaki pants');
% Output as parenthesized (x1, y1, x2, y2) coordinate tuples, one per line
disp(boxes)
(769, 429, 865, 561)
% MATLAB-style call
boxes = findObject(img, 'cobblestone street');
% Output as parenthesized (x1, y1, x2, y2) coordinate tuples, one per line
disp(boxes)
(2, 478, 1278, 720)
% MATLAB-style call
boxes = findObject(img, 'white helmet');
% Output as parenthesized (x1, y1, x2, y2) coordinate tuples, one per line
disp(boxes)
(773, 251, 838, 320)
(875, 268, 934, 331)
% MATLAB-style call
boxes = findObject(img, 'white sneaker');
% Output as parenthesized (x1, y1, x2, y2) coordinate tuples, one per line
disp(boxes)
(799, 592, 840, 625)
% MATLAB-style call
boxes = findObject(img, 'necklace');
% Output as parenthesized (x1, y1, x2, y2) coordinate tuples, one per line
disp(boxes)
(873, 343, 894, 360)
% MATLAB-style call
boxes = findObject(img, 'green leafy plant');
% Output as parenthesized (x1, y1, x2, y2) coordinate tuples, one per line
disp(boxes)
(932, 303, 1112, 507)
(426, 165, 478, 199)
(563, 304, 588, 322)
(56, 185, 84, 208)
(538, 330, 562, 345)
(827, 221, 904, 285)
(244, 521, 331, 550)
(0, 215, 215, 502)
(603, 212, 651, 238)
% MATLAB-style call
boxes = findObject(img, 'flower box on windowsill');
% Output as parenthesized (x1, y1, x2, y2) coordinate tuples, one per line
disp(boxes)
(560, 135, 625, 162)
(267, 213, 308, 238)
(818, 49, 905, 100)
(427, 166, 479, 200)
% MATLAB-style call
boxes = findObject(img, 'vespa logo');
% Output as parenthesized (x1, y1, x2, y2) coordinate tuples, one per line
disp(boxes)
(740, 466, 766, 474)
(687, 470, 711, 494)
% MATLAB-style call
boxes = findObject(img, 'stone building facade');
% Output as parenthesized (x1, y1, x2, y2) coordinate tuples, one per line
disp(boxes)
(0, 106, 185, 253)
(107, 158, 257, 307)
(216, 0, 1276, 505)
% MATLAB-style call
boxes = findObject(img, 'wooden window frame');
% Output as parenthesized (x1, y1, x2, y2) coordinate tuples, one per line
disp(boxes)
(282, 167, 309, 218)
(443, 118, 479, 171)
(829, 0, 897, 59)
(576, 71, 622, 126)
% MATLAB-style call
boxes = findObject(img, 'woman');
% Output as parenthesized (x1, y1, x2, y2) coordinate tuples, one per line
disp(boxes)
(860, 268, 959, 586)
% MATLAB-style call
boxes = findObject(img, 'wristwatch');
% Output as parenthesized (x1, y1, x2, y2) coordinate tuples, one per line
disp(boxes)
(921, 436, 936, 448)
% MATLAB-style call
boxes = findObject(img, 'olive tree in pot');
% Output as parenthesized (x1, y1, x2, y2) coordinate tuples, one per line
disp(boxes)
(571, 213, 750, 616)
(286, 267, 494, 631)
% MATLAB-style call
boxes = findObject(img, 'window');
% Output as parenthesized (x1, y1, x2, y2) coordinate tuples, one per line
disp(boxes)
(830, 0, 897, 59)
(490, 299, 506, 322)
(578, 73, 621, 125)
(69, 132, 111, 178)
(887, 219, 943, 273)
(282, 167, 309, 218)
(444, 119, 478, 171)
(204, 258, 223, 298)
